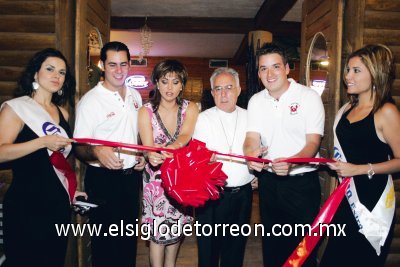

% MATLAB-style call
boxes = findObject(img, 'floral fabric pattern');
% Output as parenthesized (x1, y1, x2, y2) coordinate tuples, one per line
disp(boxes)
(141, 100, 193, 244)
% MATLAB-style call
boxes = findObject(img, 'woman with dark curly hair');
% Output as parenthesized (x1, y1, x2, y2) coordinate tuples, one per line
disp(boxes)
(0, 48, 80, 267)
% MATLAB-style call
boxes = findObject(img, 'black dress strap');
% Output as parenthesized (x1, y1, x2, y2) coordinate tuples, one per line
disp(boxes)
(55, 105, 68, 125)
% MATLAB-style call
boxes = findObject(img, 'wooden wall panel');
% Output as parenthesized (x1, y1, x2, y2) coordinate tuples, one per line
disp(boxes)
(0, 51, 36, 67)
(0, 66, 24, 81)
(74, 1, 110, 266)
(305, 1, 332, 28)
(365, 0, 400, 11)
(364, 10, 400, 30)
(0, 15, 55, 32)
(0, 1, 55, 15)
(0, 81, 17, 97)
(0, 33, 56, 50)
(88, 0, 108, 24)
(301, 0, 344, 210)
(306, 0, 326, 12)
(363, 29, 400, 46)
(55, 0, 76, 67)
(75, 0, 110, 99)
(305, 16, 332, 40)
(87, 6, 109, 36)
(301, 0, 344, 261)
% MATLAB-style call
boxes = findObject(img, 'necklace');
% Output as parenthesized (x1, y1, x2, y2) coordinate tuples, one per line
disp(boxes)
(217, 108, 238, 161)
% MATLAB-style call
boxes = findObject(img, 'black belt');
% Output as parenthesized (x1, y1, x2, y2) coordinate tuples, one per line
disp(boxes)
(289, 170, 318, 177)
(224, 183, 251, 193)
(266, 170, 317, 177)
(289, 172, 305, 177)
(118, 167, 135, 175)
(89, 165, 136, 176)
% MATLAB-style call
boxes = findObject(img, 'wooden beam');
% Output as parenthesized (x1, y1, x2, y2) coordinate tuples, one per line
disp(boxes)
(262, 21, 301, 39)
(232, 0, 299, 64)
(111, 16, 254, 34)
(232, 35, 248, 65)
(255, 0, 298, 28)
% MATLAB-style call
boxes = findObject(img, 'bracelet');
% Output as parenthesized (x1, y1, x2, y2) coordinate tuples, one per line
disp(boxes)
(367, 163, 375, 179)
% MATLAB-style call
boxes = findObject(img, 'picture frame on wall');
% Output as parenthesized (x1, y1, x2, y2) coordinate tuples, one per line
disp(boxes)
(131, 58, 147, 67)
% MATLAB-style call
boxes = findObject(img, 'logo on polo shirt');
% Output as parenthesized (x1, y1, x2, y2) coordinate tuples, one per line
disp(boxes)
(289, 103, 300, 115)
(106, 112, 116, 119)
(133, 100, 139, 110)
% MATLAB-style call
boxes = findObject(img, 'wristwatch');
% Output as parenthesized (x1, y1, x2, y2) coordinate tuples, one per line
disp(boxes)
(367, 163, 375, 179)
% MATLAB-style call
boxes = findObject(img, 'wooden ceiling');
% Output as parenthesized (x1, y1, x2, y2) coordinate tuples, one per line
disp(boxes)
(110, 0, 302, 64)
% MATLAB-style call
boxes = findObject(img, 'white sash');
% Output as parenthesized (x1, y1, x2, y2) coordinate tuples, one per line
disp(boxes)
(2, 96, 72, 200)
(333, 103, 395, 255)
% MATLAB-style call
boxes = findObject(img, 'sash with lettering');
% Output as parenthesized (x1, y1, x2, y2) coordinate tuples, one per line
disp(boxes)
(333, 102, 395, 255)
(4, 96, 76, 202)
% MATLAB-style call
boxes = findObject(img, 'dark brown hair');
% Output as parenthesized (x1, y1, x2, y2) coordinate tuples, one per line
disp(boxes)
(345, 44, 395, 113)
(150, 59, 188, 112)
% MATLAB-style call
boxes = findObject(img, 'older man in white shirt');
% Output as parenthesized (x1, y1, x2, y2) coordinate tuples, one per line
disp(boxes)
(193, 67, 254, 267)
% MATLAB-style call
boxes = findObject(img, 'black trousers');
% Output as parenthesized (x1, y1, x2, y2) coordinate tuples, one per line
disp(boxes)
(196, 183, 252, 267)
(258, 170, 320, 267)
(85, 165, 141, 267)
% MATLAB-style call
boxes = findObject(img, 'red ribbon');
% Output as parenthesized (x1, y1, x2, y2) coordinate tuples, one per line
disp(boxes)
(160, 139, 228, 207)
(73, 138, 175, 153)
(73, 138, 335, 164)
(283, 177, 351, 267)
(49, 151, 77, 202)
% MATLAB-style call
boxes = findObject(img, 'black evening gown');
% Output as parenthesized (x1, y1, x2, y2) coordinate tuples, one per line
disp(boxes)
(320, 107, 395, 267)
(3, 109, 72, 267)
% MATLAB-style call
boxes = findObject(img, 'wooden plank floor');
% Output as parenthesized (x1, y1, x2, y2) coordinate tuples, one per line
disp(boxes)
(136, 191, 263, 267)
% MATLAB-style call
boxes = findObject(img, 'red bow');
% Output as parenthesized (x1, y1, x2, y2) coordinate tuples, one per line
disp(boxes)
(160, 139, 228, 207)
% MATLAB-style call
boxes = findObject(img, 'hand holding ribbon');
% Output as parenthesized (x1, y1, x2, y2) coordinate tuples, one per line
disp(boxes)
(73, 138, 336, 208)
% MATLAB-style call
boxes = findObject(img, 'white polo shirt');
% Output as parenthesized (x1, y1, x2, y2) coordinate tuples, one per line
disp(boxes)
(74, 82, 142, 168)
(247, 79, 325, 175)
(193, 106, 253, 187)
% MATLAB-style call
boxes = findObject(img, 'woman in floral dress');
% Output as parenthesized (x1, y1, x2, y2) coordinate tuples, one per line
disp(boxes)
(138, 59, 199, 267)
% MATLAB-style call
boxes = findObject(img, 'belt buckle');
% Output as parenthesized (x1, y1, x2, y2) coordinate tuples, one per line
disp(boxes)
(231, 187, 240, 193)
(122, 168, 133, 175)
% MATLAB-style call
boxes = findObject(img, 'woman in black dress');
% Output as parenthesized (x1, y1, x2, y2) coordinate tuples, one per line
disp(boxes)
(0, 48, 77, 267)
(320, 44, 400, 266)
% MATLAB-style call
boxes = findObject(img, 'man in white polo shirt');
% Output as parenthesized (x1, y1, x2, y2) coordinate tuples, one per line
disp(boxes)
(74, 41, 145, 267)
(243, 43, 325, 267)
(193, 67, 255, 267)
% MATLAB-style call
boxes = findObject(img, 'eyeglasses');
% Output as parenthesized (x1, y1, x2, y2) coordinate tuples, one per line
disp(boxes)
(212, 84, 235, 93)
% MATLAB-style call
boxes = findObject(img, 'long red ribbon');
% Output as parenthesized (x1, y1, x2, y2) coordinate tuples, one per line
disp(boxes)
(73, 138, 336, 165)
(283, 178, 350, 267)
(49, 151, 77, 202)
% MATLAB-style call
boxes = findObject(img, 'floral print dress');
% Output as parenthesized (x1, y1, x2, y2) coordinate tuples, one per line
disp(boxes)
(141, 100, 193, 244)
